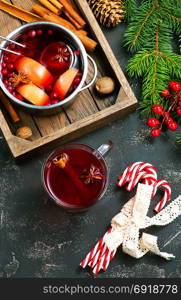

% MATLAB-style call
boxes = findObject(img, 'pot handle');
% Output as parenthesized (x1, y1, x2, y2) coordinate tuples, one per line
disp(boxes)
(80, 54, 98, 92)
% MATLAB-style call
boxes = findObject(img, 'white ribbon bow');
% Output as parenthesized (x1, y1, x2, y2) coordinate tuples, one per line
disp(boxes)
(103, 183, 181, 260)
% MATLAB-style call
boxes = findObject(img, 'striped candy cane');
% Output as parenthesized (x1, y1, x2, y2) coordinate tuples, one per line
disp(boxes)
(80, 163, 172, 275)
(151, 180, 171, 212)
(80, 228, 113, 270)
(117, 162, 157, 190)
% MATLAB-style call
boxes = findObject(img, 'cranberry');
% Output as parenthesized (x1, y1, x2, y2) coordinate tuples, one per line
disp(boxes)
(51, 99, 59, 105)
(37, 29, 43, 36)
(47, 29, 53, 35)
(74, 77, 81, 85)
(4, 56, 10, 62)
(8, 72, 15, 78)
(147, 117, 160, 128)
(73, 84, 78, 90)
(152, 104, 163, 115)
(74, 50, 80, 56)
(177, 108, 181, 116)
(12, 91, 17, 97)
(8, 43, 15, 50)
(7, 63, 14, 70)
(151, 128, 161, 137)
(16, 94, 24, 101)
(2, 68, 8, 76)
(21, 33, 27, 41)
(161, 88, 170, 98)
(168, 121, 178, 131)
(1, 62, 6, 68)
(28, 30, 36, 38)
(51, 92, 58, 99)
(7, 85, 13, 92)
(3, 79, 8, 86)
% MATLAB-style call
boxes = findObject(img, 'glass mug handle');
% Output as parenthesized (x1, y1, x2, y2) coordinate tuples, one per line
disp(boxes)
(94, 140, 114, 157)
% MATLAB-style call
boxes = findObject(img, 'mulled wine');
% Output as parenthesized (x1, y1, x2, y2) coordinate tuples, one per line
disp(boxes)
(42, 144, 108, 211)
(1, 27, 83, 106)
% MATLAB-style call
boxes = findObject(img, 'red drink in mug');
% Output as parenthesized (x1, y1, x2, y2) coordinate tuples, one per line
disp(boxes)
(42, 142, 112, 212)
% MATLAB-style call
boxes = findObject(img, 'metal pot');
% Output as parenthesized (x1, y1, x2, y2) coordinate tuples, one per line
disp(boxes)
(0, 21, 97, 116)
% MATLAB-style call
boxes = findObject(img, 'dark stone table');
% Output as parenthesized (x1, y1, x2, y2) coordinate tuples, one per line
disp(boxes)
(0, 24, 180, 279)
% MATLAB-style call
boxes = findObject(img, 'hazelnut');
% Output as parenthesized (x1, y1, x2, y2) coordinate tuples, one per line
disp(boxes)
(95, 77, 115, 94)
(16, 126, 32, 139)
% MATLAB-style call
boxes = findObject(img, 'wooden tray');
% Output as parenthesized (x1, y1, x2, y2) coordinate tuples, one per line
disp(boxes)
(0, 0, 137, 159)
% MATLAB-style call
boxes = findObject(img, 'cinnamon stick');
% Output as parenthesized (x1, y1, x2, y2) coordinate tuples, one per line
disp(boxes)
(64, 10, 82, 30)
(66, 0, 80, 13)
(33, 4, 76, 31)
(32, 4, 97, 51)
(0, 91, 20, 123)
(0, 0, 42, 23)
(38, 0, 61, 15)
(59, 0, 86, 28)
(48, 0, 63, 10)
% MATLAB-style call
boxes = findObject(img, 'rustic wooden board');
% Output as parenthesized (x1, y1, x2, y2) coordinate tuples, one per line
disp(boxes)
(0, 0, 137, 159)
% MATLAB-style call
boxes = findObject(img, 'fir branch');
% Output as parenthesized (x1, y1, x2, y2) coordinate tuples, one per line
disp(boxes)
(124, 0, 160, 53)
(124, 0, 181, 118)
(125, 0, 137, 22)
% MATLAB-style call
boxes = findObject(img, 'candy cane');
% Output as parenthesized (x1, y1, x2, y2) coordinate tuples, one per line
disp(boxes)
(80, 228, 113, 269)
(152, 180, 171, 212)
(117, 162, 157, 190)
(117, 163, 171, 213)
(92, 248, 116, 275)
(117, 162, 144, 187)
(80, 163, 172, 275)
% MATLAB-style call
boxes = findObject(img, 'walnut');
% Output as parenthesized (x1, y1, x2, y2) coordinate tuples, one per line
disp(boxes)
(16, 126, 32, 139)
(95, 77, 115, 94)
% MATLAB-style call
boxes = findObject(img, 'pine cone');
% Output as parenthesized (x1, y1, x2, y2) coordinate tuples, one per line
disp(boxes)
(88, 0, 125, 27)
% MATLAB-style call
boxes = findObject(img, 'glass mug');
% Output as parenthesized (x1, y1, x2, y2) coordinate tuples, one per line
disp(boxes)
(42, 141, 113, 212)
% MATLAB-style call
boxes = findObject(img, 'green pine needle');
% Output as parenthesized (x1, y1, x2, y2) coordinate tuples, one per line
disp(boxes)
(124, 0, 181, 118)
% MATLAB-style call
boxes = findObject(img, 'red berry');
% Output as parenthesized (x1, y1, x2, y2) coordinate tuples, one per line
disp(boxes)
(3, 79, 8, 86)
(165, 117, 173, 126)
(168, 121, 178, 131)
(12, 91, 17, 97)
(3, 56, 10, 62)
(169, 81, 181, 92)
(47, 29, 53, 35)
(177, 108, 181, 116)
(37, 29, 43, 36)
(74, 77, 81, 85)
(151, 128, 161, 137)
(8, 43, 15, 50)
(161, 88, 170, 98)
(7, 85, 13, 92)
(2, 68, 8, 76)
(147, 117, 160, 128)
(16, 94, 23, 101)
(1, 62, 6, 68)
(152, 104, 163, 115)
(51, 92, 58, 99)
(28, 30, 36, 38)
(7, 63, 14, 70)
(21, 33, 27, 41)
(51, 99, 59, 105)
(74, 50, 80, 56)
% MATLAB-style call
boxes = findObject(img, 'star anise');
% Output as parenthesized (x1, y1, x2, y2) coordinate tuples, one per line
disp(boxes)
(9, 72, 30, 88)
(53, 47, 70, 62)
(80, 164, 104, 184)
